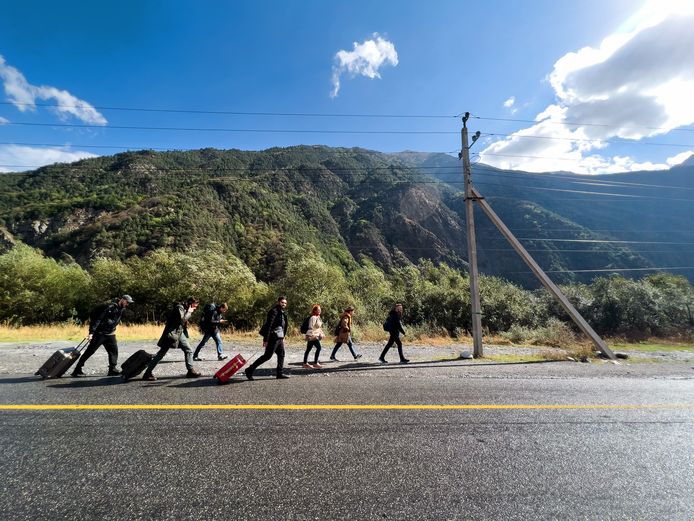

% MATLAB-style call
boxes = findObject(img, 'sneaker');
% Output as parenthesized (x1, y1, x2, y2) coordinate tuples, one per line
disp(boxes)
(313, 362, 322, 369)
(218, 354, 228, 361)
(142, 373, 156, 381)
(193, 356, 203, 361)
(186, 369, 202, 378)
(71, 368, 85, 377)
(276, 374, 290, 379)
(354, 353, 363, 360)
(329, 357, 339, 362)
(107, 368, 122, 376)
(400, 359, 410, 364)
(244, 369, 254, 381)
(302, 363, 313, 369)
(378, 358, 388, 364)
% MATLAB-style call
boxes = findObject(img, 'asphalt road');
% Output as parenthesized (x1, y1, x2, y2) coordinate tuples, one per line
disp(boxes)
(1, 360, 693, 520)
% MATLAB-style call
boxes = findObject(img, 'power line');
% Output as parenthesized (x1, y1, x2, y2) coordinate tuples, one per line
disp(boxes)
(472, 115, 694, 134)
(2, 121, 458, 134)
(0, 101, 456, 119)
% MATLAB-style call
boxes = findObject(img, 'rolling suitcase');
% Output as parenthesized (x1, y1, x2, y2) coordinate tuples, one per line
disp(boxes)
(36, 338, 88, 379)
(121, 350, 154, 381)
(214, 354, 247, 384)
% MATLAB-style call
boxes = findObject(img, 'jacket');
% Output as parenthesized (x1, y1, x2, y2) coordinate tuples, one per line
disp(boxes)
(387, 310, 406, 337)
(262, 305, 288, 342)
(202, 306, 225, 334)
(305, 315, 324, 341)
(157, 302, 195, 349)
(335, 312, 352, 343)
(89, 301, 125, 335)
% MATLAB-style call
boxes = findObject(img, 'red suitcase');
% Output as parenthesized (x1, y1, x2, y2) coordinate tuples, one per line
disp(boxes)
(214, 354, 247, 384)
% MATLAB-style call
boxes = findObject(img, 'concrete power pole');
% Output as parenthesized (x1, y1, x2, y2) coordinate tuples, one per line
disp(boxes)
(458, 111, 616, 361)
(461, 113, 484, 358)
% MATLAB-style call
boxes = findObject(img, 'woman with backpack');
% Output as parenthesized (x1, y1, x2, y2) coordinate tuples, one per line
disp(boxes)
(330, 306, 362, 361)
(379, 303, 409, 364)
(302, 304, 325, 369)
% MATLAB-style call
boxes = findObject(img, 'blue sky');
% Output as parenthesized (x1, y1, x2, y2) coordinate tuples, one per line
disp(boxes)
(1, 0, 693, 174)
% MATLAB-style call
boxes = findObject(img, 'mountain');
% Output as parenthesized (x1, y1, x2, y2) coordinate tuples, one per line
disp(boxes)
(0, 145, 692, 287)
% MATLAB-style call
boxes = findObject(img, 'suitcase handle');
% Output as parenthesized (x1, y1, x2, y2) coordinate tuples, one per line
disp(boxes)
(75, 337, 90, 352)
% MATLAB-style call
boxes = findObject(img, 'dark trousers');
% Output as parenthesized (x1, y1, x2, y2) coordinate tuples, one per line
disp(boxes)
(380, 334, 405, 361)
(304, 339, 322, 364)
(248, 335, 285, 376)
(75, 333, 118, 370)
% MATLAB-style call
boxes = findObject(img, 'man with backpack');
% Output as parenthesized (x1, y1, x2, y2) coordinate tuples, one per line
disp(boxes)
(193, 302, 229, 361)
(245, 295, 290, 380)
(142, 297, 202, 381)
(72, 294, 134, 377)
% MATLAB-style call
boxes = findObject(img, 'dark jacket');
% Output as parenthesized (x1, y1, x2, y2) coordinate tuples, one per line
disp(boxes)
(262, 305, 288, 342)
(157, 302, 195, 349)
(387, 310, 406, 337)
(202, 306, 225, 334)
(89, 301, 125, 335)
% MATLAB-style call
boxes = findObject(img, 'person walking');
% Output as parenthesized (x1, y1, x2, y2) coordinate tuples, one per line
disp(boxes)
(379, 303, 409, 364)
(72, 294, 134, 377)
(193, 302, 229, 361)
(303, 304, 324, 369)
(143, 297, 202, 381)
(330, 306, 362, 361)
(245, 296, 290, 380)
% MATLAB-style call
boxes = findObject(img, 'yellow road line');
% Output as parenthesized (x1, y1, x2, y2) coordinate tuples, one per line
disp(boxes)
(0, 404, 693, 411)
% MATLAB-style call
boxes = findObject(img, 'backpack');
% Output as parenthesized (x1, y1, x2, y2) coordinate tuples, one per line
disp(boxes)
(200, 303, 216, 329)
(383, 316, 392, 332)
(300, 316, 311, 334)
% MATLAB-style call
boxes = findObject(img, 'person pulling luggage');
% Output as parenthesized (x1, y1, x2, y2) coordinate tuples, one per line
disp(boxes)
(72, 294, 134, 377)
(193, 302, 229, 361)
(143, 297, 202, 381)
(245, 296, 290, 380)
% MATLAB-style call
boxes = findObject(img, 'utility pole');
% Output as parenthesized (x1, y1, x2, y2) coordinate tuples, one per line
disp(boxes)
(455, 109, 615, 360)
(461, 113, 484, 358)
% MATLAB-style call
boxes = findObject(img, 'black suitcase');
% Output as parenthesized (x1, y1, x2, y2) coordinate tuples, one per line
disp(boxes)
(121, 350, 154, 380)
(36, 338, 88, 379)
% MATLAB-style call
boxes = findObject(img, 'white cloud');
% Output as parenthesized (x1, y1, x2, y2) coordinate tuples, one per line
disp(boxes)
(0, 144, 98, 173)
(666, 150, 694, 167)
(0, 54, 107, 125)
(330, 34, 398, 98)
(0, 116, 8, 124)
(481, 1, 694, 174)
(503, 96, 515, 108)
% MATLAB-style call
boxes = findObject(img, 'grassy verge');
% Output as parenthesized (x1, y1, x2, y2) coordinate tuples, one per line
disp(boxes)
(610, 341, 694, 353)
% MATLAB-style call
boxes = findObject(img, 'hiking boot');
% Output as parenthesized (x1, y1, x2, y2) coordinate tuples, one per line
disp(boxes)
(107, 368, 122, 376)
(193, 356, 203, 361)
(378, 358, 388, 365)
(329, 357, 339, 362)
(399, 359, 410, 364)
(244, 369, 254, 381)
(186, 369, 202, 378)
(142, 373, 156, 381)
(218, 354, 228, 361)
(71, 368, 85, 377)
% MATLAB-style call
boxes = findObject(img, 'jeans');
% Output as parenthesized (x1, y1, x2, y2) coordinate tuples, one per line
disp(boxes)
(146, 333, 194, 373)
(194, 330, 223, 358)
(380, 334, 405, 361)
(331, 336, 358, 359)
(75, 333, 119, 371)
(304, 339, 322, 364)
(247, 335, 285, 376)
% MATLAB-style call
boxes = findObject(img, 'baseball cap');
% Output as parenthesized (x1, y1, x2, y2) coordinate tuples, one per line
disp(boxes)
(121, 294, 134, 303)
